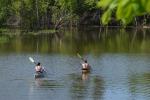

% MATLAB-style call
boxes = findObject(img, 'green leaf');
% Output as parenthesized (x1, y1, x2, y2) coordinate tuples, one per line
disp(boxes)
(97, 0, 112, 8)
(109, 1, 117, 10)
(124, 4, 133, 19)
(146, 0, 150, 12)
(101, 10, 112, 25)
(116, 4, 124, 20)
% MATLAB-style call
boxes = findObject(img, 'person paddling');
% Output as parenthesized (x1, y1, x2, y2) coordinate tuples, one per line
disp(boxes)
(35, 62, 45, 73)
(82, 59, 91, 70)
(77, 53, 91, 73)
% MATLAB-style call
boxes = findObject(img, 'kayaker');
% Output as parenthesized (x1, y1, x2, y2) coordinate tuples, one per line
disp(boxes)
(82, 59, 91, 70)
(35, 62, 44, 73)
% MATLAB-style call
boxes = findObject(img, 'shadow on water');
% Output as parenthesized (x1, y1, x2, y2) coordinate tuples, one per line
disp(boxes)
(68, 73, 104, 100)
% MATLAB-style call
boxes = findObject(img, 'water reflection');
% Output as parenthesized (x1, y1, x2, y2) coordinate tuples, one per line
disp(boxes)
(92, 76, 104, 100)
(0, 28, 150, 54)
(69, 73, 104, 100)
(82, 73, 89, 81)
(29, 78, 64, 100)
(0, 28, 150, 100)
(34, 78, 63, 89)
(128, 73, 150, 99)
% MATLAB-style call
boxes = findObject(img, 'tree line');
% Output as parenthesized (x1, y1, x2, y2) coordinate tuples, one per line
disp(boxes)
(0, 0, 150, 30)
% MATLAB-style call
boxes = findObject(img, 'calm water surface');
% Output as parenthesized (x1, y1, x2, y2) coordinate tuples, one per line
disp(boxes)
(0, 28, 150, 100)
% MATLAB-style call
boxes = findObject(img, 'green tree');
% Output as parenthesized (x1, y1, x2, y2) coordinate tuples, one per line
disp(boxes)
(0, 0, 98, 29)
(0, 0, 13, 25)
(98, 0, 150, 25)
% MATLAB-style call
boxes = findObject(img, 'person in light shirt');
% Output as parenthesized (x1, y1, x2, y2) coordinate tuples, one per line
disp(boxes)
(35, 62, 45, 73)
(82, 59, 91, 70)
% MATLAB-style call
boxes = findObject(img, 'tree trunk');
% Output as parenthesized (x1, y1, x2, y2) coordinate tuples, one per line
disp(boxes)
(35, 0, 39, 29)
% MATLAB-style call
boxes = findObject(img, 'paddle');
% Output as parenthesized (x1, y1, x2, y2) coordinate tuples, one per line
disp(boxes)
(29, 57, 47, 73)
(29, 57, 36, 65)
(77, 53, 92, 71)
(77, 53, 85, 61)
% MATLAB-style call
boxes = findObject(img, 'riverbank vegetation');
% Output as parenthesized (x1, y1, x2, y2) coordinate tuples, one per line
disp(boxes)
(0, 0, 150, 30)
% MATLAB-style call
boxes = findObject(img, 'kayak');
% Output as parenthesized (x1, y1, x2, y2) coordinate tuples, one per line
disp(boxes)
(82, 68, 90, 73)
(34, 71, 46, 78)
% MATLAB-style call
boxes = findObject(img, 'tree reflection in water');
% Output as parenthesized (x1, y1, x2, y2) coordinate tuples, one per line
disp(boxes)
(129, 73, 150, 99)
(92, 76, 105, 100)
(69, 73, 104, 100)
(34, 78, 63, 89)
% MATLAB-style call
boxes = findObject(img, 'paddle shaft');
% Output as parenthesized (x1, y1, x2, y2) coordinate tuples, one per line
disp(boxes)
(77, 53, 85, 61)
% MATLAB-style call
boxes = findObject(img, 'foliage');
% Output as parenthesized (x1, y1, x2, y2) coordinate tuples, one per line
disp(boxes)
(98, 0, 150, 25)
(0, 0, 13, 25)
(0, 0, 98, 29)
(1, 0, 150, 28)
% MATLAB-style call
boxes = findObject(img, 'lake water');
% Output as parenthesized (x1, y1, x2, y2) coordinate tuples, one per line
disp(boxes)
(0, 27, 150, 100)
